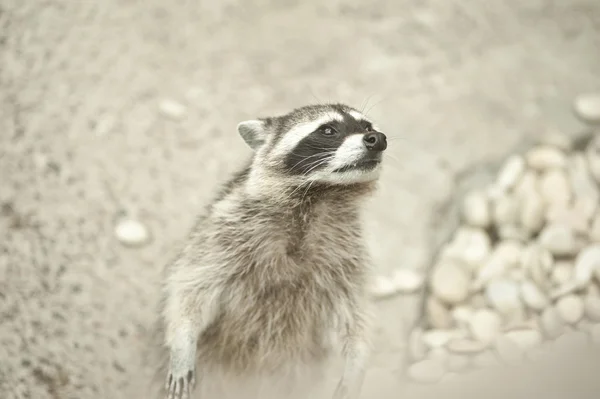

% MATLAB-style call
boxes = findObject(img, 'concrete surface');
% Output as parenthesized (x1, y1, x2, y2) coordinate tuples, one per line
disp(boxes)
(0, 0, 599, 398)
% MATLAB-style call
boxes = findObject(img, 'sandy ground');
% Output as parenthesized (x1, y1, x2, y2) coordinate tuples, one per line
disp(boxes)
(1, 0, 600, 398)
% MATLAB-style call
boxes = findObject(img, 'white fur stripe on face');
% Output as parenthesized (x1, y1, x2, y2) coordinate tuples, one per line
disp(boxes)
(270, 113, 345, 158)
(347, 110, 380, 131)
(329, 134, 366, 169)
(308, 166, 381, 185)
(347, 110, 367, 121)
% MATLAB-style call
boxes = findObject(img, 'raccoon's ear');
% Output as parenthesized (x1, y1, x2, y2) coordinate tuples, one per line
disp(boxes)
(237, 119, 267, 150)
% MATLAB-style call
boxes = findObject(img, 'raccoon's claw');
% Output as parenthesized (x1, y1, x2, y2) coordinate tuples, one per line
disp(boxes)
(165, 367, 196, 399)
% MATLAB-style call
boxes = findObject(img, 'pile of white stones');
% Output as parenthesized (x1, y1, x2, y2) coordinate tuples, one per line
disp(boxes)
(406, 128, 600, 383)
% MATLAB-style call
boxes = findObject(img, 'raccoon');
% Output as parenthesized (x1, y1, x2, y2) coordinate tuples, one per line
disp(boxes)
(157, 103, 388, 399)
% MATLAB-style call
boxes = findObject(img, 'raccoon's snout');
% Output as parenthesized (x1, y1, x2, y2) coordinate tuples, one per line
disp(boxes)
(363, 132, 387, 152)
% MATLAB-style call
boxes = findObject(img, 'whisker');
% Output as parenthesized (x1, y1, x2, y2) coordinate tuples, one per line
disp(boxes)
(284, 178, 317, 204)
(360, 94, 375, 115)
(303, 144, 338, 152)
(302, 156, 335, 176)
(300, 179, 317, 204)
(383, 152, 401, 164)
(282, 155, 336, 202)
(363, 95, 390, 117)
(309, 88, 323, 106)
(285, 184, 307, 203)
(288, 152, 333, 172)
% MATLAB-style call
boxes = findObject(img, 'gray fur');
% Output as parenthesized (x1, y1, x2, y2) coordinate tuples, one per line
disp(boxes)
(237, 120, 267, 150)
(155, 104, 386, 399)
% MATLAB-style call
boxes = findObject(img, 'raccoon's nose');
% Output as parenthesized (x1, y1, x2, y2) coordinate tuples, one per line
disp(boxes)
(363, 132, 387, 152)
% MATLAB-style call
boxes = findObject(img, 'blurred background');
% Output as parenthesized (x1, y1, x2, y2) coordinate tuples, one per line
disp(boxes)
(1, 1, 599, 398)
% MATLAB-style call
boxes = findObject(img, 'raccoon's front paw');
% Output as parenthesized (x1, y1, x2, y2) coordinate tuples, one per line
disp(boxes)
(165, 364, 196, 399)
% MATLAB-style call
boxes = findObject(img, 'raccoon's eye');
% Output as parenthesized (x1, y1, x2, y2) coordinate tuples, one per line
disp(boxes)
(320, 125, 336, 136)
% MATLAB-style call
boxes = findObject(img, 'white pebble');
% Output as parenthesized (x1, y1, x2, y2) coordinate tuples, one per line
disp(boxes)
(94, 114, 117, 136)
(369, 269, 424, 298)
(539, 169, 572, 206)
(584, 295, 600, 322)
(574, 92, 600, 123)
(492, 194, 519, 228)
(430, 260, 470, 305)
(426, 296, 452, 329)
(114, 218, 150, 247)
(446, 338, 488, 355)
(556, 295, 585, 324)
(574, 197, 598, 225)
(539, 306, 565, 339)
(496, 155, 526, 191)
(468, 309, 502, 344)
(526, 146, 567, 171)
(473, 258, 506, 291)
(495, 240, 524, 267)
(407, 358, 446, 384)
(550, 280, 580, 300)
(568, 154, 600, 203)
(461, 190, 491, 228)
(422, 329, 463, 349)
(451, 306, 475, 327)
(485, 278, 522, 315)
(546, 203, 590, 235)
(520, 189, 546, 235)
(473, 243, 520, 289)
(451, 227, 492, 268)
(574, 245, 600, 287)
(520, 280, 549, 311)
(551, 261, 574, 286)
(391, 268, 425, 293)
(504, 329, 543, 351)
(159, 99, 187, 120)
(367, 274, 398, 298)
(497, 225, 529, 242)
(521, 244, 553, 290)
(538, 223, 578, 257)
(508, 268, 526, 282)
(514, 170, 538, 199)
(503, 306, 528, 327)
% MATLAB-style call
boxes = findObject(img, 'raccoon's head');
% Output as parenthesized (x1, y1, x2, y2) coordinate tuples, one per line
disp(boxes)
(237, 104, 387, 188)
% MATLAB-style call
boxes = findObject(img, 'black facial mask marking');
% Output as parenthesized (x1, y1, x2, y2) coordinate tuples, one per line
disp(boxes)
(282, 113, 376, 176)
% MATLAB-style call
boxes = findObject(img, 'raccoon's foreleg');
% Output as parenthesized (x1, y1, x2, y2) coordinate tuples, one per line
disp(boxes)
(332, 299, 373, 399)
(162, 265, 222, 399)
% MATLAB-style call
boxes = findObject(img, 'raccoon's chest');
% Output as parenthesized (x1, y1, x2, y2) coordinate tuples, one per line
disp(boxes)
(198, 266, 350, 372)
(223, 263, 346, 338)
(200, 206, 366, 368)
